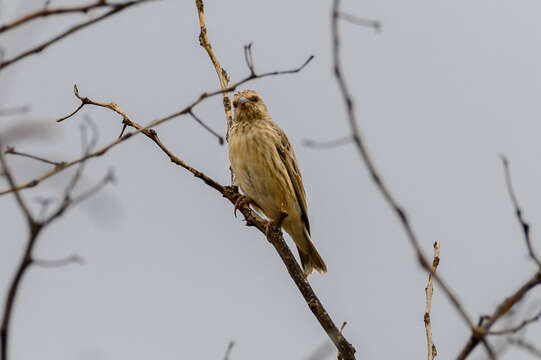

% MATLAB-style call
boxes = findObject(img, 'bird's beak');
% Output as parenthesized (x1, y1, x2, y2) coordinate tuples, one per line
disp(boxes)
(238, 96, 249, 105)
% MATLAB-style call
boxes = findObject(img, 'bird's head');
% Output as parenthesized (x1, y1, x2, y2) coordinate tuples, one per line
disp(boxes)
(233, 90, 269, 122)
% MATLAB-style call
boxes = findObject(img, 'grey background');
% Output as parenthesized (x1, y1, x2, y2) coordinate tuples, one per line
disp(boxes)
(1, 0, 541, 359)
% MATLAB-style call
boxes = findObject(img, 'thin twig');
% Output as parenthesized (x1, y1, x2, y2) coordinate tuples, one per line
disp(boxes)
(5, 146, 64, 166)
(188, 110, 224, 144)
(195, 0, 233, 133)
(337, 12, 381, 32)
(303, 136, 353, 150)
(507, 337, 541, 358)
(0, 105, 30, 116)
(0, 0, 155, 71)
(0, 142, 34, 224)
(486, 308, 541, 335)
(500, 155, 541, 267)
(424, 242, 440, 360)
(33, 255, 84, 268)
(243, 42, 256, 76)
(0, 0, 138, 35)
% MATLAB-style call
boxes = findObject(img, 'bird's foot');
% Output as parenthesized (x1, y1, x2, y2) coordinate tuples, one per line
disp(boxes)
(233, 194, 253, 217)
(265, 206, 288, 239)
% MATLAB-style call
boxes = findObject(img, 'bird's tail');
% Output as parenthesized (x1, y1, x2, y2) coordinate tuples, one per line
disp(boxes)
(297, 228, 327, 276)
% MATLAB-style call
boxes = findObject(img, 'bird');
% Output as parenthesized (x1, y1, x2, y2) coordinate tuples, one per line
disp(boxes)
(227, 90, 327, 276)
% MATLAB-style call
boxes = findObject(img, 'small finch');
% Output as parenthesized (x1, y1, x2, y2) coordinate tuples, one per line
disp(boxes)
(228, 90, 327, 276)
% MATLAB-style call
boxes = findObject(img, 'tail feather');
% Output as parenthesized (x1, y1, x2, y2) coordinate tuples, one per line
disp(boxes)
(298, 228, 327, 276)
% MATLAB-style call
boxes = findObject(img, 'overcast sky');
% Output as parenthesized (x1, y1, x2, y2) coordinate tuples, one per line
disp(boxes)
(1, 0, 541, 359)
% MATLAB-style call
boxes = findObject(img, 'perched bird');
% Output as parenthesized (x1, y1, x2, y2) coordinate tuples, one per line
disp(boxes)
(228, 90, 327, 276)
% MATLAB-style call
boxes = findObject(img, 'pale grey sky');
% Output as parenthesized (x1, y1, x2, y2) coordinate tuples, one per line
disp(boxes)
(1, 0, 541, 359)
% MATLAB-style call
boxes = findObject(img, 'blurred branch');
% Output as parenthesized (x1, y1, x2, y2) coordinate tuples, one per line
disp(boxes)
(0, 0, 142, 35)
(0, 105, 30, 116)
(337, 12, 381, 32)
(457, 272, 541, 359)
(486, 307, 541, 335)
(0, 0, 155, 71)
(223, 341, 234, 360)
(5, 146, 64, 166)
(303, 136, 352, 150)
(33, 254, 84, 268)
(500, 155, 541, 268)
(456, 157, 541, 359)
(331, 0, 477, 336)
(243, 42, 256, 76)
(424, 242, 440, 360)
(0, 128, 112, 360)
(0, 142, 35, 224)
(0, 53, 312, 197)
(188, 110, 224, 145)
(507, 338, 541, 358)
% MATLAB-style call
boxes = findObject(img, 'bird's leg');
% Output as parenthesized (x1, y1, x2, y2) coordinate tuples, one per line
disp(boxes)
(265, 204, 288, 238)
(233, 194, 254, 217)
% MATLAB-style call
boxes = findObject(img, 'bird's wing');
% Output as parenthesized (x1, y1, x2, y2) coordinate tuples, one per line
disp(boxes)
(274, 127, 310, 234)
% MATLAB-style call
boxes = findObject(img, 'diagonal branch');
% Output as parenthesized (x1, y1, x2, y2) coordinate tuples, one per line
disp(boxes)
(507, 338, 541, 358)
(0, 0, 139, 35)
(0, 142, 34, 224)
(194, 1, 354, 358)
(331, 0, 475, 332)
(0, 0, 155, 71)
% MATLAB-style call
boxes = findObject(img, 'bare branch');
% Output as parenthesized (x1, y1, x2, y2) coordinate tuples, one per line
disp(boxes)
(195, 0, 233, 132)
(331, 0, 474, 332)
(337, 12, 381, 32)
(0, 142, 34, 225)
(1, 149, 111, 360)
(500, 155, 541, 267)
(507, 338, 541, 358)
(425, 242, 440, 360)
(0, 0, 139, 34)
(223, 341, 235, 360)
(0, 0, 155, 71)
(457, 271, 541, 359)
(0, 105, 30, 117)
(243, 42, 256, 76)
(303, 136, 352, 150)
(33, 255, 84, 268)
(5, 146, 65, 166)
(485, 307, 541, 335)
(188, 110, 224, 145)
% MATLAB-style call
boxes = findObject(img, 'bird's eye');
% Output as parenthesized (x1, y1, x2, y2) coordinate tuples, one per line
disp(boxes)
(233, 100, 238, 108)
(251, 96, 259, 102)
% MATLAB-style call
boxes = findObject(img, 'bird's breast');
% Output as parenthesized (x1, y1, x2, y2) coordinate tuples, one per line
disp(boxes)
(228, 125, 297, 220)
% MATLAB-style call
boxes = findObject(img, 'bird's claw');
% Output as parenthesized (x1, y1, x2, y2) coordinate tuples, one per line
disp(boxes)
(234, 194, 252, 217)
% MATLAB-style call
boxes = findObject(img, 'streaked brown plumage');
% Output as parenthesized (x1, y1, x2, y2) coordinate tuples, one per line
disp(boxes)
(228, 90, 327, 276)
